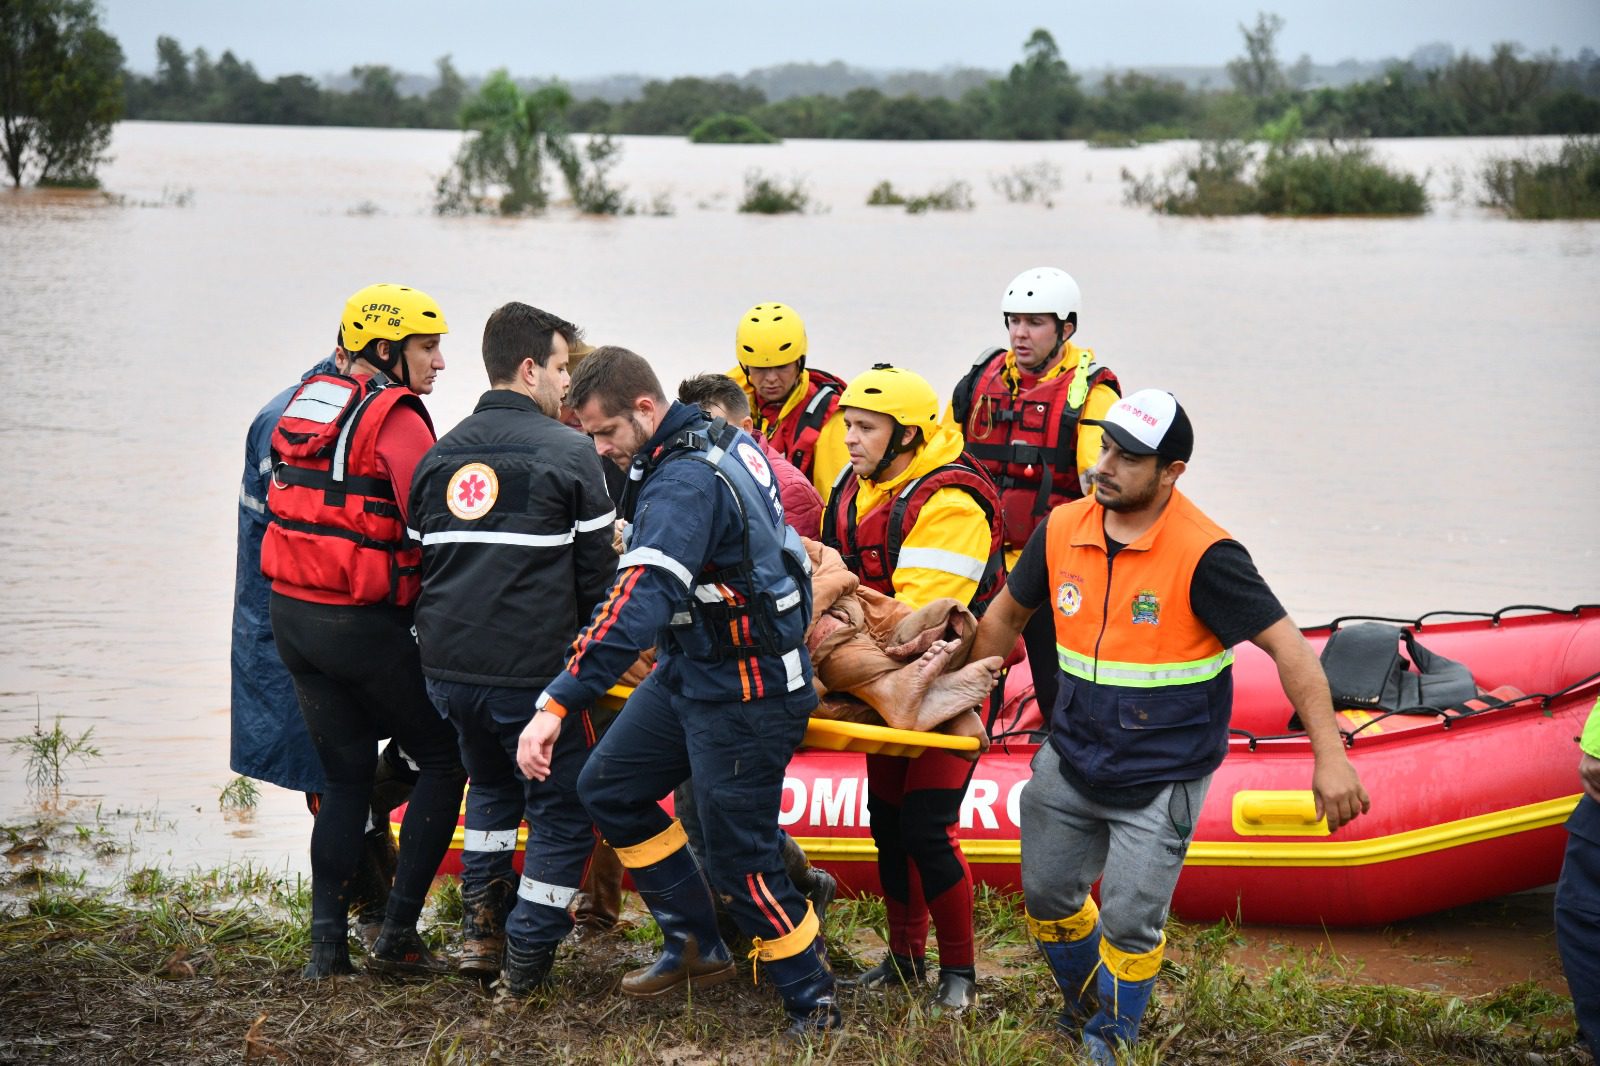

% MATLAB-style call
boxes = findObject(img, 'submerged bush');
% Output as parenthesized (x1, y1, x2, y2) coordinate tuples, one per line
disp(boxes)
(866, 180, 907, 206)
(905, 180, 974, 214)
(1481, 136, 1600, 219)
(738, 170, 812, 214)
(1124, 118, 1427, 217)
(990, 159, 1063, 207)
(689, 113, 779, 144)
(867, 179, 973, 213)
(1123, 139, 1256, 215)
(1255, 141, 1427, 215)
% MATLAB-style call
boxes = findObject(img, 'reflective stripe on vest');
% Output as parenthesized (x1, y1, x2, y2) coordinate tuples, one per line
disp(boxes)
(1056, 646, 1235, 687)
(823, 454, 1004, 611)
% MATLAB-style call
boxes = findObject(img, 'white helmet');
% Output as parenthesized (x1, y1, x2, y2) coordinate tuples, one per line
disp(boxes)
(1001, 267, 1081, 323)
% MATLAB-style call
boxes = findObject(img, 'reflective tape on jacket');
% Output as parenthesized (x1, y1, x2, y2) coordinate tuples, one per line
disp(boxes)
(1056, 646, 1235, 687)
(617, 546, 695, 588)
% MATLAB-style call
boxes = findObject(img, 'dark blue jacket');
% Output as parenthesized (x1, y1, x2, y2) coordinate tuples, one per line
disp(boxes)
(229, 356, 336, 792)
(409, 389, 618, 687)
(542, 402, 815, 711)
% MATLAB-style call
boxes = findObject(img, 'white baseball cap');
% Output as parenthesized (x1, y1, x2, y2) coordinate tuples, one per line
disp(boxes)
(1083, 388, 1194, 462)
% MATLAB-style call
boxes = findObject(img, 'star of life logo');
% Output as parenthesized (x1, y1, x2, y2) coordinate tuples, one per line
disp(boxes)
(446, 462, 499, 520)
(736, 441, 773, 488)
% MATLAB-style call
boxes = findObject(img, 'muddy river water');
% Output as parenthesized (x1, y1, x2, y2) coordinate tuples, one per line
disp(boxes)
(0, 122, 1594, 995)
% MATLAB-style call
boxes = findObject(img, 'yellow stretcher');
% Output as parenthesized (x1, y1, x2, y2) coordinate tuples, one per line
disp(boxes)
(598, 685, 978, 758)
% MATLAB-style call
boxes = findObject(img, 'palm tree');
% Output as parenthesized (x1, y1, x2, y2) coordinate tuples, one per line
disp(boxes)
(445, 69, 579, 214)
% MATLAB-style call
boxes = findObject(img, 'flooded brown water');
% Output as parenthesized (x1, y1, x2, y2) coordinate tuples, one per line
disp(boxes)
(0, 123, 1595, 994)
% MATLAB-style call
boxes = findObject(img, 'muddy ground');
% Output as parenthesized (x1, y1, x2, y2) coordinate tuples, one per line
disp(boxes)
(0, 876, 1588, 1066)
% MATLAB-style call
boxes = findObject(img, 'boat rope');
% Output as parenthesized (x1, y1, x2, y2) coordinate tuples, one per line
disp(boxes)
(1318, 602, 1600, 632)
(991, 605, 1600, 754)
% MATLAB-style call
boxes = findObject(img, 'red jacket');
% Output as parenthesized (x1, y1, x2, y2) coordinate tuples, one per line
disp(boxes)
(761, 433, 823, 540)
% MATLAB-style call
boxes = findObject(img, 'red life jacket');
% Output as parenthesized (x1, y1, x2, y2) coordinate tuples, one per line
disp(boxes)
(821, 453, 1006, 616)
(759, 367, 847, 478)
(261, 373, 433, 607)
(950, 347, 1119, 551)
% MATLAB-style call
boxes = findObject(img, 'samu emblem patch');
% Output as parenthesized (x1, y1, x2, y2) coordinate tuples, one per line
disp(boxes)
(1056, 581, 1082, 617)
(1131, 589, 1161, 626)
(447, 462, 499, 520)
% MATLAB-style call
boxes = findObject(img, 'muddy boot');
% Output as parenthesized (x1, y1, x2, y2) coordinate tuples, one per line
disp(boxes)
(459, 877, 514, 979)
(367, 922, 451, 977)
(617, 821, 736, 998)
(572, 842, 624, 940)
(1029, 900, 1102, 1033)
(845, 950, 926, 990)
(759, 935, 842, 1044)
(1082, 936, 1164, 1065)
(348, 824, 398, 951)
(933, 967, 977, 1012)
(779, 834, 837, 936)
(302, 938, 355, 979)
(502, 938, 557, 997)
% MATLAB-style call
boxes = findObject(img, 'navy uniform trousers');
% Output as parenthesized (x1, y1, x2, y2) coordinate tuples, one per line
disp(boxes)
(1556, 794, 1600, 1054)
(577, 668, 814, 939)
(426, 679, 598, 947)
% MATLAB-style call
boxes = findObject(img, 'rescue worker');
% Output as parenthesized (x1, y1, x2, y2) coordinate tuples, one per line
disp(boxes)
(727, 302, 850, 499)
(678, 373, 823, 539)
(409, 303, 618, 990)
(673, 372, 836, 935)
(968, 389, 1369, 1062)
(232, 349, 415, 948)
(263, 283, 467, 979)
(516, 347, 839, 1041)
(822, 364, 1005, 1011)
(1556, 694, 1600, 1054)
(948, 268, 1120, 723)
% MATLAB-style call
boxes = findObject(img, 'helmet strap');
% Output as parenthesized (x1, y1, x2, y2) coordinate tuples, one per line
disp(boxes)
(868, 425, 919, 482)
(375, 337, 412, 389)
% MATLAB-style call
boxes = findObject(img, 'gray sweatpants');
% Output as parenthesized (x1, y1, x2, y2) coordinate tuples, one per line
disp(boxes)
(1020, 742, 1211, 954)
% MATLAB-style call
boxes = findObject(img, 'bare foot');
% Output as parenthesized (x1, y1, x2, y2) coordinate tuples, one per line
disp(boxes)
(914, 655, 1003, 731)
(875, 639, 956, 729)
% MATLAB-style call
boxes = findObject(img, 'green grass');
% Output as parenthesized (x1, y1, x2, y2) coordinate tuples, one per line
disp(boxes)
(7, 710, 100, 793)
(0, 862, 1583, 1065)
(218, 775, 260, 811)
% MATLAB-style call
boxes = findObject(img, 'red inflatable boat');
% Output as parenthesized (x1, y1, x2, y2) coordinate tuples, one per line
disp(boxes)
(405, 605, 1599, 927)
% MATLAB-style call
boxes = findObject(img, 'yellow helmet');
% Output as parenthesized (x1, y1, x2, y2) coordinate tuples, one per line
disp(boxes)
(735, 302, 807, 367)
(840, 363, 941, 430)
(339, 283, 449, 352)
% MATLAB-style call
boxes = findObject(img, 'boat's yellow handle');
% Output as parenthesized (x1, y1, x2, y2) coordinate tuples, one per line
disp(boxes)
(1231, 790, 1331, 837)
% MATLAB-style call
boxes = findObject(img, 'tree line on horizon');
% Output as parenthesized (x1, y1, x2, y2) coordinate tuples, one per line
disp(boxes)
(7, 0, 1600, 193)
(122, 23, 1600, 143)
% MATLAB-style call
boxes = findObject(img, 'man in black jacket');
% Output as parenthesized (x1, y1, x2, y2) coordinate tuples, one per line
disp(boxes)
(409, 302, 618, 991)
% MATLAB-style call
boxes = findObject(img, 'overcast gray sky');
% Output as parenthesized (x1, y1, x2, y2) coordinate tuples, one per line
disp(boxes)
(105, 0, 1600, 79)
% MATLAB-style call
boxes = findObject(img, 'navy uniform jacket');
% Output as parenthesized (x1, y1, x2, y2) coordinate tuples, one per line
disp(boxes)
(409, 389, 618, 688)
(230, 355, 336, 792)
(541, 402, 815, 713)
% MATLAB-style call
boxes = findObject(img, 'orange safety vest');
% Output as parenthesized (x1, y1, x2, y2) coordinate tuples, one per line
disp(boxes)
(952, 348, 1119, 551)
(262, 373, 431, 607)
(1043, 489, 1234, 787)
